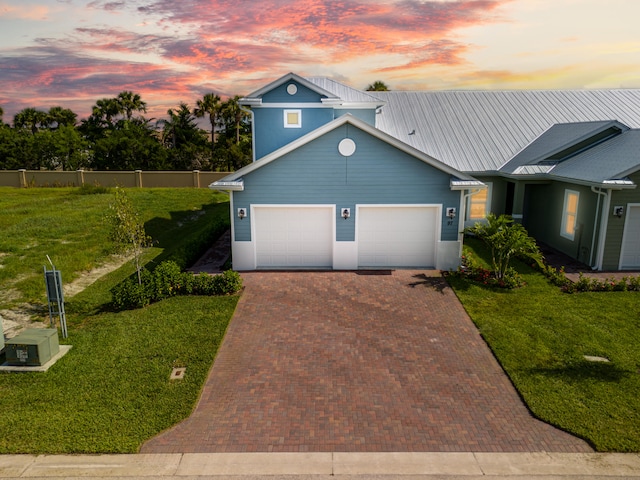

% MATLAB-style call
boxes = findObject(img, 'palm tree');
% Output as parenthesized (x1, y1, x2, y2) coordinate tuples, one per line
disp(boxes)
(194, 93, 222, 157)
(221, 96, 248, 145)
(366, 80, 389, 91)
(0, 105, 4, 125)
(117, 91, 147, 120)
(13, 107, 48, 134)
(47, 106, 77, 129)
(92, 98, 121, 127)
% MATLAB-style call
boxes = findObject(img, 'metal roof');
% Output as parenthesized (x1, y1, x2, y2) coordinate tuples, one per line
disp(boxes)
(373, 90, 640, 172)
(305, 77, 386, 106)
(549, 129, 640, 185)
(500, 121, 629, 174)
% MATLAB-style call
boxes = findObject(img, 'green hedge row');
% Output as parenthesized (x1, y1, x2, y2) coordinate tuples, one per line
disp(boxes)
(111, 260, 242, 310)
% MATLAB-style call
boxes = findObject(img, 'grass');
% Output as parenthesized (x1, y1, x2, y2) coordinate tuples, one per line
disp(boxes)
(0, 186, 229, 309)
(0, 187, 239, 453)
(448, 237, 640, 452)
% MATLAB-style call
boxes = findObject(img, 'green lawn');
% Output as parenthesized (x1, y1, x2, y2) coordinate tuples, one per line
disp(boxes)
(0, 187, 239, 453)
(448, 238, 640, 452)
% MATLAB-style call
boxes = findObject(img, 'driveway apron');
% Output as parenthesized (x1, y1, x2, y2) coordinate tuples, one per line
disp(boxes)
(142, 270, 592, 453)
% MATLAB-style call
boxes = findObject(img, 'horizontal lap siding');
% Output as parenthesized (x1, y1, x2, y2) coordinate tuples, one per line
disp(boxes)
(234, 124, 459, 242)
(604, 171, 640, 270)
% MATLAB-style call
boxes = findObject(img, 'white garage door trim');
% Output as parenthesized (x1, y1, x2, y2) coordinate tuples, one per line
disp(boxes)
(252, 205, 335, 268)
(356, 204, 440, 268)
(619, 203, 640, 270)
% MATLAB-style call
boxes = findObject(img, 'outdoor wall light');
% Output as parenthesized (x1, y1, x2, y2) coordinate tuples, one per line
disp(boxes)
(237, 208, 247, 220)
(446, 207, 456, 219)
(341, 208, 351, 220)
(613, 206, 624, 218)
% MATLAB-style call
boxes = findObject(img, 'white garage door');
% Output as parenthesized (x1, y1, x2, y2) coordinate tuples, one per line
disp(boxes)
(620, 204, 640, 269)
(254, 206, 334, 268)
(357, 205, 438, 268)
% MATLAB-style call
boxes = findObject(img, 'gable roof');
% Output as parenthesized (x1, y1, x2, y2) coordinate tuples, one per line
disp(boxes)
(547, 129, 640, 186)
(500, 121, 629, 174)
(240, 72, 341, 106)
(372, 90, 640, 173)
(210, 114, 483, 191)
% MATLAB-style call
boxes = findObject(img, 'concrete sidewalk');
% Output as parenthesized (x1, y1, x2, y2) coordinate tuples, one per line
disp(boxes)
(2, 452, 640, 478)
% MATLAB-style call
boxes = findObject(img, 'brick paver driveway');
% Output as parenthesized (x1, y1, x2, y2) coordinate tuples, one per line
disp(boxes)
(142, 270, 592, 453)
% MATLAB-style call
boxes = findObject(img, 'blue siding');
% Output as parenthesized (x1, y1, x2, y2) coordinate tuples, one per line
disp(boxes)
(234, 124, 459, 242)
(253, 107, 334, 159)
(261, 80, 325, 103)
(334, 108, 377, 126)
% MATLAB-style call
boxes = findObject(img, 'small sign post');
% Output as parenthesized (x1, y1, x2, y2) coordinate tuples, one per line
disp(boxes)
(44, 256, 67, 339)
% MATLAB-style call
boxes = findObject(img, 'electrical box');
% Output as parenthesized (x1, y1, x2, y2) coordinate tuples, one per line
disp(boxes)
(0, 317, 4, 352)
(5, 329, 59, 366)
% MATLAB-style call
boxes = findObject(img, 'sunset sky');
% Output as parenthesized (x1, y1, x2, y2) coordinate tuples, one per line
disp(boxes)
(1, 0, 639, 121)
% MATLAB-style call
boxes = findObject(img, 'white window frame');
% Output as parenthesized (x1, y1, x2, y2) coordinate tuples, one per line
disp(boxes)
(465, 183, 491, 226)
(283, 109, 302, 128)
(561, 189, 580, 240)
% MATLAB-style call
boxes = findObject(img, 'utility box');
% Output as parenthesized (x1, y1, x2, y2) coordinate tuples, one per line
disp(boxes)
(5, 329, 60, 366)
(0, 317, 4, 352)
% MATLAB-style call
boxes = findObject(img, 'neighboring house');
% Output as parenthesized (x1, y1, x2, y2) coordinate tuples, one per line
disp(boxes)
(211, 73, 640, 271)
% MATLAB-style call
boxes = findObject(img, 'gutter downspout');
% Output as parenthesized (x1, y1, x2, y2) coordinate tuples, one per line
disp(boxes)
(591, 186, 612, 271)
(240, 105, 256, 162)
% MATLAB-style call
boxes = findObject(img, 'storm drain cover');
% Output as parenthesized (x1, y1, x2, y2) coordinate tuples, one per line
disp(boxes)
(170, 367, 186, 380)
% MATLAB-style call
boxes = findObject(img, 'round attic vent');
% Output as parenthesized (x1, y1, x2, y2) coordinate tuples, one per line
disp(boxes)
(286, 84, 298, 95)
(338, 138, 356, 157)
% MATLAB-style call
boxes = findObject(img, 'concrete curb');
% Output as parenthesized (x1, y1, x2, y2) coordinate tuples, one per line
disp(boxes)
(2, 452, 640, 478)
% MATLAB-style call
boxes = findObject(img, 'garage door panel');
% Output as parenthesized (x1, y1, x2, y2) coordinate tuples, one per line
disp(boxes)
(255, 207, 333, 268)
(358, 206, 438, 268)
(621, 205, 640, 269)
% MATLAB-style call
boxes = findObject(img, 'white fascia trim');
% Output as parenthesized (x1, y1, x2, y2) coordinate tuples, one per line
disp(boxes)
(209, 180, 244, 191)
(252, 102, 333, 109)
(241, 72, 340, 104)
(223, 114, 478, 183)
(334, 102, 387, 109)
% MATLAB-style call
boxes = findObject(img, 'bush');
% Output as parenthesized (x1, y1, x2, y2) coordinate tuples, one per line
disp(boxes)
(450, 251, 525, 289)
(110, 261, 243, 310)
(110, 270, 153, 310)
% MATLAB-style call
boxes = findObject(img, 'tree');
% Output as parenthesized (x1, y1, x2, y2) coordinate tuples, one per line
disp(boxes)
(13, 107, 49, 134)
(221, 95, 249, 145)
(366, 80, 389, 91)
(116, 91, 147, 120)
(106, 188, 151, 284)
(158, 103, 208, 169)
(91, 98, 121, 128)
(467, 213, 543, 280)
(0, 105, 4, 125)
(194, 93, 222, 145)
(46, 106, 77, 129)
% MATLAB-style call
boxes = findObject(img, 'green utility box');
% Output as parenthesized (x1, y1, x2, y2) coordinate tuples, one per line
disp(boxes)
(5, 329, 60, 366)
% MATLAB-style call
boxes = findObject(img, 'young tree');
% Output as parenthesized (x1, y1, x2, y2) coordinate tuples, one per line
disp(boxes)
(467, 213, 543, 280)
(106, 188, 151, 284)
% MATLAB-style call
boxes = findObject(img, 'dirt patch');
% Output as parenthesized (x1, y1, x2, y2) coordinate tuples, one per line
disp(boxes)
(1, 254, 134, 339)
(63, 253, 134, 298)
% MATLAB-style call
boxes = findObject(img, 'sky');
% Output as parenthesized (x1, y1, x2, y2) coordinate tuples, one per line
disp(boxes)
(1, 0, 640, 122)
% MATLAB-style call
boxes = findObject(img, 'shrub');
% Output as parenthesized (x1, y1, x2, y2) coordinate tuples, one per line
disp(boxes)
(110, 270, 153, 310)
(110, 261, 243, 310)
(451, 251, 525, 289)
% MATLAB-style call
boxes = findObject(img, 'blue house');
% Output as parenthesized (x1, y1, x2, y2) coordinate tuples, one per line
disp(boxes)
(210, 73, 484, 271)
(212, 73, 640, 271)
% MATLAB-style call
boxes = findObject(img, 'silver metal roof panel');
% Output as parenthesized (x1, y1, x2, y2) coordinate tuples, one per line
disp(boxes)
(374, 90, 640, 172)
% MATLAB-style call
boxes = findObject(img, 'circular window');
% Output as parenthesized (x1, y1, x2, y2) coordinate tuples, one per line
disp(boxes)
(286, 84, 298, 95)
(338, 138, 356, 157)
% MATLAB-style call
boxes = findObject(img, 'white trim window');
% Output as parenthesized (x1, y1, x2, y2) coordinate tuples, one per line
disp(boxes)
(561, 189, 579, 240)
(284, 109, 302, 128)
(466, 183, 491, 225)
